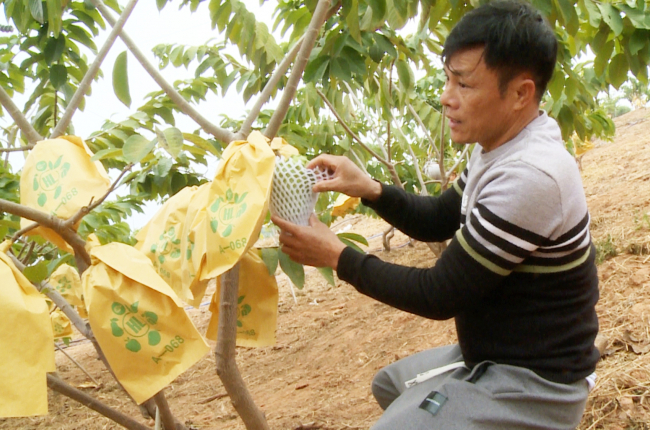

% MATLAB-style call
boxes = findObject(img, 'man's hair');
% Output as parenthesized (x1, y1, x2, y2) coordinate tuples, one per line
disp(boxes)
(442, 0, 558, 102)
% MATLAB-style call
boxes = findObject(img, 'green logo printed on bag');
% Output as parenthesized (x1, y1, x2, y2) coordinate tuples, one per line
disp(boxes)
(110, 301, 161, 353)
(236, 295, 255, 336)
(53, 321, 65, 335)
(209, 189, 248, 238)
(32, 155, 72, 209)
(55, 276, 72, 293)
(149, 226, 181, 279)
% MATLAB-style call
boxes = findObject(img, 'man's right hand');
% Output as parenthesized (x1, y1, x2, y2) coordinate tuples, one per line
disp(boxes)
(307, 155, 382, 202)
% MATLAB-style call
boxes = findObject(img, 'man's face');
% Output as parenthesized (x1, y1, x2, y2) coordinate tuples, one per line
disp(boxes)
(441, 47, 519, 152)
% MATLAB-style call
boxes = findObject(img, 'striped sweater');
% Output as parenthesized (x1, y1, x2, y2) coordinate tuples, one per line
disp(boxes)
(337, 112, 600, 384)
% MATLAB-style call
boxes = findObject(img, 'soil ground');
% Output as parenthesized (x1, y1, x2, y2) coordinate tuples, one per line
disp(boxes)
(1, 108, 650, 430)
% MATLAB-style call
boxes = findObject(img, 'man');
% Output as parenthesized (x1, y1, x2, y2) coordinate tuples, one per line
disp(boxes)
(272, 1, 599, 428)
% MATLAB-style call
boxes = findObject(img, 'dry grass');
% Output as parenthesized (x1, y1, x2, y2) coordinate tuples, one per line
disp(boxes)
(578, 107, 650, 430)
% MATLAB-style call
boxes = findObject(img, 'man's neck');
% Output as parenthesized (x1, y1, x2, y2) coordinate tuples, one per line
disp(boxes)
(480, 105, 540, 153)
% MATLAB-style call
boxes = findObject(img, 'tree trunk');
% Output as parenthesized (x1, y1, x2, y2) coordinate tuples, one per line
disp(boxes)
(214, 264, 270, 430)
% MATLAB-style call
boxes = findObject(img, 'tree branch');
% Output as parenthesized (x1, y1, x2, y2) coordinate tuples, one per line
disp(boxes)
(239, 3, 341, 139)
(12, 222, 39, 241)
(90, 0, 236, 145)
(0, 143, 35, 153)
(406, 102, 440, 159)
(55, 342, 102, 387)
(47, 374, 151, 430)
(438, 106, 448, 190)
(153, 390, 187, 430)
(0, 87, 43, 144)
(264, 0, 333, 139)
(238, 39, 303, 139)
(0, 198, 91, 272)
(407, 142, 428, 196)
(316, 89, 403, 188)
(215, 264, 270, 429)
(64, 163, 133, 229)
(51, 0, 139, 138)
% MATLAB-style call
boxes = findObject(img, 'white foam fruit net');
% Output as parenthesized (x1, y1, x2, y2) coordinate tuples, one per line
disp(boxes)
(270, 157, 334, 226)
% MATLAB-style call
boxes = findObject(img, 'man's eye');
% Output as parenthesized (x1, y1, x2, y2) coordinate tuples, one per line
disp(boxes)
(459, 82, 468, 88)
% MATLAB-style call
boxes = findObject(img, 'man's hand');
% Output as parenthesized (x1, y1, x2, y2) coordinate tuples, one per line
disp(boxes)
(307, 155, 382, 201)
(272, 214, 347, 270)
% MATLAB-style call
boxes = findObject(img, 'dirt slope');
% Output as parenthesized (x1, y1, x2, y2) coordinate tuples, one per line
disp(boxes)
(1, 108, 649, 430)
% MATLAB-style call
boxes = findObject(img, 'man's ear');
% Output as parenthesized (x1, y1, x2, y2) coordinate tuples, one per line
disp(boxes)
(511, 75, 537, 111)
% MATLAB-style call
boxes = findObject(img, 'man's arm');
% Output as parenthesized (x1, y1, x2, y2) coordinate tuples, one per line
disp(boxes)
(362, 180, 465, 243)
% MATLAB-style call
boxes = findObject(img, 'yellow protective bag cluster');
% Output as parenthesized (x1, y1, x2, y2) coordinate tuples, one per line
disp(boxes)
(81, 236, 210, 404)
(20, 136, 111, 252)
(0, 241, 55, 417)
(182, 131, 275, 306)
(135, 185, 203, 304)
(206, 248, 278, 347)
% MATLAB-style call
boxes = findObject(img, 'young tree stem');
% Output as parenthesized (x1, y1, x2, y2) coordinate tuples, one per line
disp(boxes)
(90, 0, 236, 145)
(47, 374, 151, 430)
(51, 0, 140, 138)
(0, 87, 43, 144)
(264, 0, 333, 139)
(215, 264, 270, 430)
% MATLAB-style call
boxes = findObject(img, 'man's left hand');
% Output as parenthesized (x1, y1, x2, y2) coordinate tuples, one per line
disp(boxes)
(272, 214, 346, 270)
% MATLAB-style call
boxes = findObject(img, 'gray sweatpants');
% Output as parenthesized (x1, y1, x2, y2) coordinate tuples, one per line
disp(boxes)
(371, 344, 589, 430)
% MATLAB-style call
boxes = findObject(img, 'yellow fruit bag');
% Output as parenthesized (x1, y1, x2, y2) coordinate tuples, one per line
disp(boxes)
(20, 136, 111, 252)
(49, 263, 84, 307)
(135, 186, 203, 304)
(183, 131, 275, 306)
(0, 240, 55, 417)
(51, 308, 74, 338)
(331, 194, 361, 218)
(270, 136, 299, 158)
(178, 182, 212, 307)
(81, 237, 210, 404)
(206, 248, 278, 347)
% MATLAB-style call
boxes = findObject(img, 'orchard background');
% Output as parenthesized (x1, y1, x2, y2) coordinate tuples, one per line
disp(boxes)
(0, 0, 649, 429)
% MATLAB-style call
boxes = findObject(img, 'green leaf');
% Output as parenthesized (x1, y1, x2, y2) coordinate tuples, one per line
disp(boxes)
(112, 51, 131, 107)
(598, 3, 623, 36)
(122, 134, 155, 163)
(608, 54, 629, 89)
(368, 0, 387, 23)
(547, 70, 564, 100)
(594, 40, 614, 77)
(317, 266, 336, 286)
(161, 127, 183, 159)
(260, 247, 279, 276)
(345, 0, 361, 43)
(396, 59, 411, 92)
(46, 254, 73, 276)
(556, 0, 579, 35)
(278, 248, 305, 289)
(24, 260, 49, 284)
(629, 31, 647, 56)
(29, 0, 44, 23)
(156, 0, 168, 11)
(337, 232, 369, 246)
(303, 56, 329, 83)
(44, 36, 66, 66)
(582, 0, 601, 28)
(183, 133, 221, 156)
(49, 64, 68, 90)
(46, 0, 63, 36)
